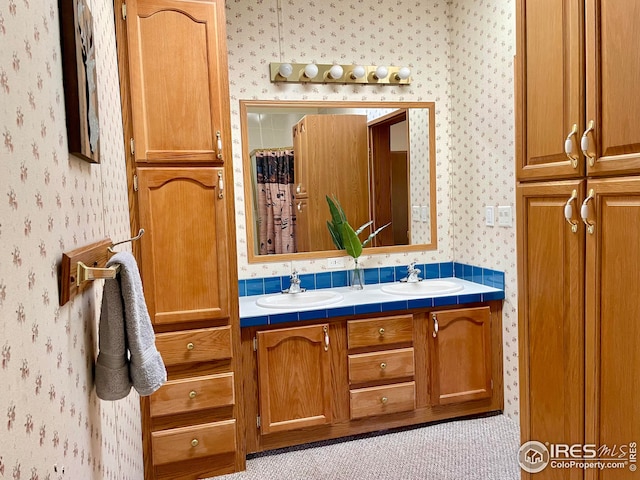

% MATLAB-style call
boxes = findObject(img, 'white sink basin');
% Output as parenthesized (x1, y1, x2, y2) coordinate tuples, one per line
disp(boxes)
(256, 290, 344, 309)
(380, 279, 464, 297)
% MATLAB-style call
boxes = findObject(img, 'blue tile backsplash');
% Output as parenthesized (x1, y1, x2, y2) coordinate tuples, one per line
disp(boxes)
(239, 261, 504, 296)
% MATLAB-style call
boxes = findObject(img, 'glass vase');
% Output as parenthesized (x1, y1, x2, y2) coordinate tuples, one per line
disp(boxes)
(350, 257, 365, 290)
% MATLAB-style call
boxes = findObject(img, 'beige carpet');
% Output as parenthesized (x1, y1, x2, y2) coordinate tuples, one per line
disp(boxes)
(215, 414, 520, 480)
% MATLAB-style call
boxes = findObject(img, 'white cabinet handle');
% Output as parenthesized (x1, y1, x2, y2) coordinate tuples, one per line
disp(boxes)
(563, 189, 579, 233)
(432, 313, 439, 338)
(323, 325, 329, 351)
(581, 120, 596, 167)
(215, 131, 223, 160)
(564, 124, 579, 169)
(580, 188, 595, 235)
(217, 171, 224, 199)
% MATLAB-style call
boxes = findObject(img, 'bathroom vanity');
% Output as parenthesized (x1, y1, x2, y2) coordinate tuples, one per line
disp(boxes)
(239, 276, 504, 453)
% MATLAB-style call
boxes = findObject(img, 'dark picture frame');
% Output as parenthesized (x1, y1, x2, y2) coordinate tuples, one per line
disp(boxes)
(58, 0, 101, 163)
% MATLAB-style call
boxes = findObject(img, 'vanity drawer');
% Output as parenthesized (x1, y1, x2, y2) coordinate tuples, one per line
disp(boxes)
(151, 419, 236, 465)
(350, 382, 416, 419)
(155, 326, 232, 366)
(347, 315, 413, 349)
(149, 372, 235, 417)
(348, 348, 415, 384)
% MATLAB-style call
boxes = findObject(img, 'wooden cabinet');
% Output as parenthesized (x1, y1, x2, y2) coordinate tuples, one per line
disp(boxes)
(136, 167, 230, 325)
(256, 324, 332, 434)
(517, 3, 640, 479)
(125, 0, 231, 164)
(292, 114, 370, 252)
(115, 0, 242, 478)
(516, 0, 640, 181)
(429, 307, 493, 405)
(242, 303, 504, 454)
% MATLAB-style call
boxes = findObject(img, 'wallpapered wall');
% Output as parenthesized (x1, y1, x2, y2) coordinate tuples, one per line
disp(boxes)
(0, 0, 142, 478)
(226, 0, 518, 419)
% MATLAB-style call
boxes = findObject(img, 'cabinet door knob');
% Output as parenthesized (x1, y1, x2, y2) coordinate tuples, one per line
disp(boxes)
(186, 342, 195, 351)
(217, 171, 224, 199)
(191, 439, 199, 448)
(580, 188, 596, 235)
(380, 362, 387, 370)
(381, 397, 388, 404)
(431, 313, 439, 338)
(379, 327, 385, 336)
(189, 390, 197, 399)
(215, 131, 223, 160)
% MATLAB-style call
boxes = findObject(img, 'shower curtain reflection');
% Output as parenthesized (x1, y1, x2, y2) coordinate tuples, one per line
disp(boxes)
(253, 149, 297, 255)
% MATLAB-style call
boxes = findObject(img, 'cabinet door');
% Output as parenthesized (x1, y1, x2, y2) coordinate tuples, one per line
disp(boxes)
(517, 180, 585, 480)
(137, 167, 229, 324)
(256, 324, 332, 434)
(429, 306, 493, 405)
(125, 0, 230, 163)
(585, 177, 640, 480)
(585, 1, 640, 176)
(516, 0, 584, 181)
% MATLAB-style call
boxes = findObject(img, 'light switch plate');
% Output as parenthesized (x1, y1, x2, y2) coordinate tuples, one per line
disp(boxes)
(485, 206, 495, 227)
(420, 206, 428, 222)
(497, 205, 512, 227)
(327, 257, 346, 269)
(412, 206, 420, 221)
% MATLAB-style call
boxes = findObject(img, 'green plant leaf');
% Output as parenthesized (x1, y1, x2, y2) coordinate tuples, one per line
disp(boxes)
(362, 222, 391, 247)
(326, 220, 343, 250)
(341, 222, 363, 259)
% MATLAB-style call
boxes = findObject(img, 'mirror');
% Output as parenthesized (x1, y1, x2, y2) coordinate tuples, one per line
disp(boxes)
(240, 100, 437, 263)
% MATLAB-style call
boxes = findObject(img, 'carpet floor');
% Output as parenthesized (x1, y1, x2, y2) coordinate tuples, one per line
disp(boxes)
(214, 414, 520, 480)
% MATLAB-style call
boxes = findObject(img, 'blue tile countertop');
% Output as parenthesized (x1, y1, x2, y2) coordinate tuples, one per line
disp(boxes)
(239, 272, 504, 328)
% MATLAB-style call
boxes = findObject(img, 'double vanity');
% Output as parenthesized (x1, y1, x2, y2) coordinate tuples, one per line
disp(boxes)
(238, 262, 505, 454)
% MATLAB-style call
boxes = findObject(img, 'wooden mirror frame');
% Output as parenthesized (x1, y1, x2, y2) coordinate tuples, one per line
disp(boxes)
(240, 100, 437, 263)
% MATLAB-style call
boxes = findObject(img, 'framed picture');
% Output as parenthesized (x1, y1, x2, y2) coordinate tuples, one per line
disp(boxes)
(58, 0, 101, 163)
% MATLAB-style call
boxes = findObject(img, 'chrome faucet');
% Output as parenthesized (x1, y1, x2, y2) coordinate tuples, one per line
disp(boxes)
(283, 270, 305, 294)
(402, 262, 422, 283)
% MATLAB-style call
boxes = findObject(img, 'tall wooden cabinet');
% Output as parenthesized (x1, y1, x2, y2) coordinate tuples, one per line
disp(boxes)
(115, 1, 243, 479)
(292, 114, 370, 252)
(517, 1, 640, 479)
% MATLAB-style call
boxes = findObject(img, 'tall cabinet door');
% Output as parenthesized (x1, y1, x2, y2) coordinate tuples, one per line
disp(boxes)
(256, 324, 332, 434)
(585, 177, 640, 480)
(137, 167, 230, 325)
(515, 0, 584, 181)
(125, 0, 230, 163)
(584, 1, 640, 176)
(517, 180, 585, 480)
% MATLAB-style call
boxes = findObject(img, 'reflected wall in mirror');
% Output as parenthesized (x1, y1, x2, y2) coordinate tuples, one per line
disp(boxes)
(240, 101, 437, 263)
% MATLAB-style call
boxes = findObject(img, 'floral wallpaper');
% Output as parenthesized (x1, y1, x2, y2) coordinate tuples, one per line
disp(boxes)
(226, 0, 517, 419)
(0, 0, 143, 478)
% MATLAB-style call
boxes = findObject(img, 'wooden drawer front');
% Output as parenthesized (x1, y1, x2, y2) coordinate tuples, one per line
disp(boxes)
(350, 382, 416, 419)
(155, 326, 232, 366)
(347, 315, 413, 349)
(151, 419, 236, 466)
(149, 373, 235, 417)
(348, 348, 415, 384)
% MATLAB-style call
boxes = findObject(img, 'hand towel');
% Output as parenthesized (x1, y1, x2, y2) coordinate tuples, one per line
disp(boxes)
(107, 252, 167, 396)
(95, 275, 132, 400)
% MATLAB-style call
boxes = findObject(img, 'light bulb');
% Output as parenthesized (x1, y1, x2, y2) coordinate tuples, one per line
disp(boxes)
(278, 63, 293, 78)
(350, 65, 366, 79)
(395, 67, 411, 80)
(328, 64, 344, 80)
(374, 66, 388, 80)
(304, 63, 319, 79)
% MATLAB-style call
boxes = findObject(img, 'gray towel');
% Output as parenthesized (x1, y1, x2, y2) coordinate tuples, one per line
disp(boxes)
(95, 252, 167, 400)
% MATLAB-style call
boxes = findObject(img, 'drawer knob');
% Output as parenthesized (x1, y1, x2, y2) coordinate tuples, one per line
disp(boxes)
(189, 390, 197, 399)
(380, 362, 387, 370)
(381, 397, 388, 404)
(379, 327, 385, 336)
(191, 439, 199, 447)
(186, 342, 195, 351)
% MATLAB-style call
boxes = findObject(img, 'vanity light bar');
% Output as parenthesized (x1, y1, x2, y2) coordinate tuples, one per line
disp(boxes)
(269, 63, 412, 85)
